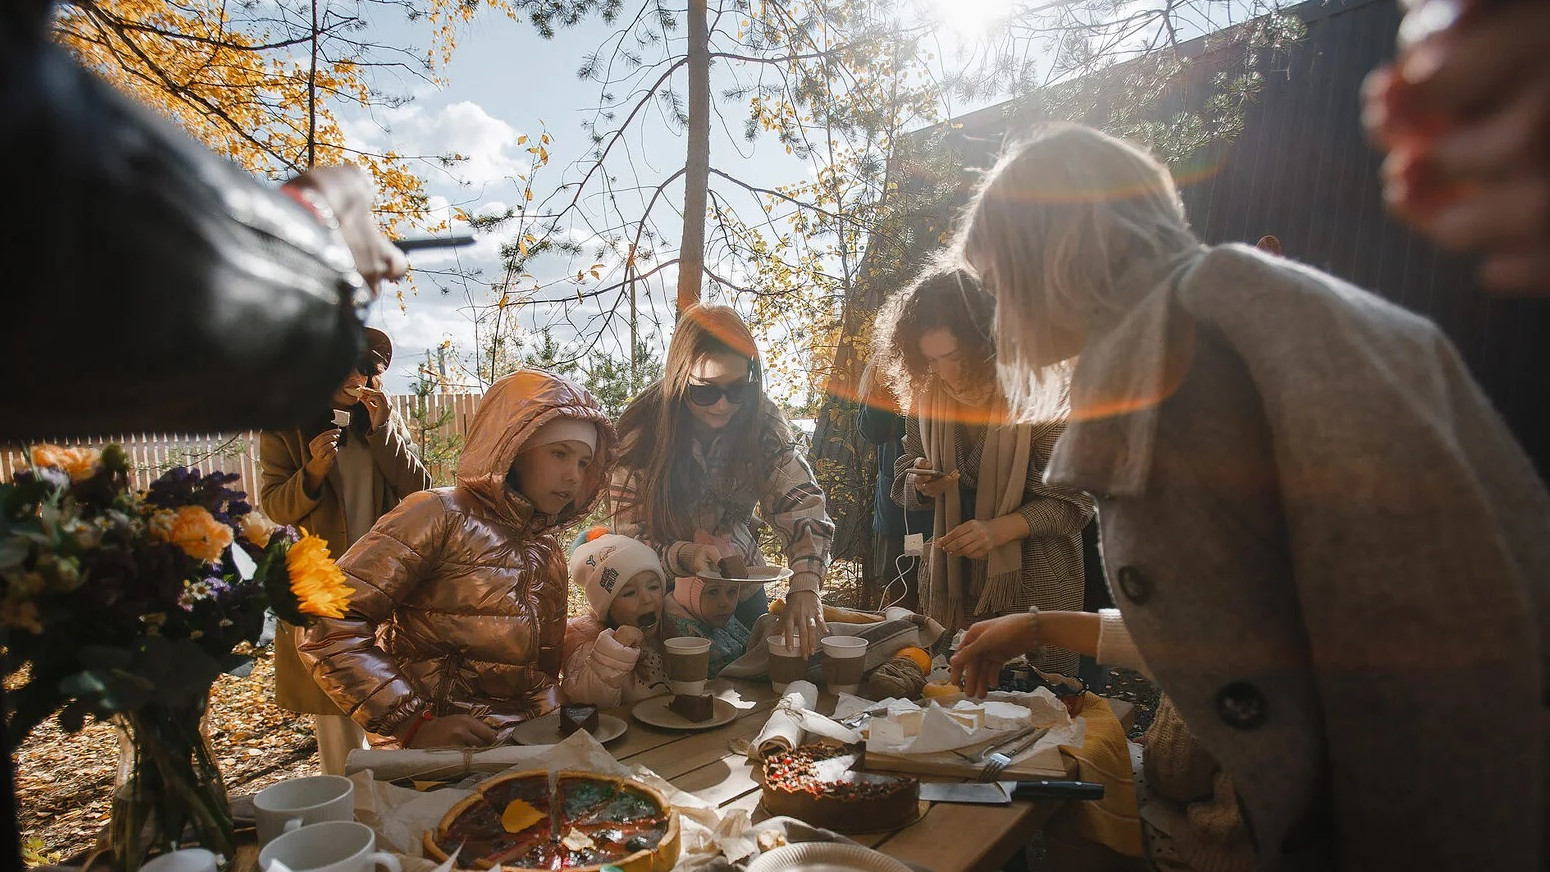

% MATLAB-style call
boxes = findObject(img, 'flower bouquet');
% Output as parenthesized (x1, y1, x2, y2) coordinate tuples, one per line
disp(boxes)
(0, 445, 352, 871)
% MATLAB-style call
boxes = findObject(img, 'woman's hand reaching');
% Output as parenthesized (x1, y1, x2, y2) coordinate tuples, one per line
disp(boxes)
(781, 588, 828, 658)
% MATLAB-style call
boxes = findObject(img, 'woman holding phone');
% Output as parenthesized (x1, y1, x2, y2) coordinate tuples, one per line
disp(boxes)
(259, 328, 431, 773)
(875, 263, 1093, 673)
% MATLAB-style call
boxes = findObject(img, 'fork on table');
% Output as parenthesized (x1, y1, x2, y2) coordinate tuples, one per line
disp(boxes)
(977, 727, 1048, 782)
(950, 724, 1039, 766)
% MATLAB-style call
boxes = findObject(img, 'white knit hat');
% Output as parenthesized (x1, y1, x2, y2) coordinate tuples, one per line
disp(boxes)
(524, 415, 599, 452)
(569, 532, 666, 621)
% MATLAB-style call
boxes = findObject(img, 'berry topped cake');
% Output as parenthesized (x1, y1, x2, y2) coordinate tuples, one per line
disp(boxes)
(761, 744, 919, 833)
(424, 770, 679, 871)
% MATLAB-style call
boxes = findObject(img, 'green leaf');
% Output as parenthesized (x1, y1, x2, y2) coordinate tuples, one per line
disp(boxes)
(260, 542, 308, 626)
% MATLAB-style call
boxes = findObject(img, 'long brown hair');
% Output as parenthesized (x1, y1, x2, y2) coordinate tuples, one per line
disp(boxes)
(615, 304, 783, 542)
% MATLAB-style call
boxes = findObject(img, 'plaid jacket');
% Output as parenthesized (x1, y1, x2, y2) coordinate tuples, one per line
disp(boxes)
(609, 399, 834, 594)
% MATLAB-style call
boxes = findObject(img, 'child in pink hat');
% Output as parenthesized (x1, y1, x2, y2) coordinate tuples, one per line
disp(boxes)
(561, 530, 671, 705)
(664, 575, 752, 677)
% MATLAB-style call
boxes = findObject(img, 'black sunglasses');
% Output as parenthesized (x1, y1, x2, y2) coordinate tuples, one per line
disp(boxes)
(687, 379, 754, 407)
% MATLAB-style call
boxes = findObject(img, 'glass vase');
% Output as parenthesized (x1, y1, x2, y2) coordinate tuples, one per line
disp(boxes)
(109, 695, 234, 872)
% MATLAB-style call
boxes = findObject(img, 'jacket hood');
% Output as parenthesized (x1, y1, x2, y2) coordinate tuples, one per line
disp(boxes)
(456, 369, 616, 534)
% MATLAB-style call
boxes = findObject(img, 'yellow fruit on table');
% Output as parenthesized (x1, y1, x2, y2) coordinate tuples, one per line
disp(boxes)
(893, 646, 931, 674)
(921, 680, 961, 700)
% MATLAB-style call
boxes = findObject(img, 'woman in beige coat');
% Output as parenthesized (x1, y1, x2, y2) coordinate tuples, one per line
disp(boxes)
(299, 369, 614, 747)
(952, 124, 1550, 871)
(259, 327, 430, 774)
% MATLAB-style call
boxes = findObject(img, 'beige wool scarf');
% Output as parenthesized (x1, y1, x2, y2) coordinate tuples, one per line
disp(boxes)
(918, 383, 1032, 628)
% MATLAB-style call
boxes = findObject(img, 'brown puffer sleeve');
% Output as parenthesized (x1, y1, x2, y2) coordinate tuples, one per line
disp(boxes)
(297, 490, 448, 735)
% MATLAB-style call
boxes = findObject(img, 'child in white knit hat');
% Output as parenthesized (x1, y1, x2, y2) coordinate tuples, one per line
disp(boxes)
(561, 530, 671, 705)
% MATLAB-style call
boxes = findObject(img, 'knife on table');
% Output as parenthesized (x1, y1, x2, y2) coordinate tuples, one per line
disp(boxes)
(919, 780, 1106, 804)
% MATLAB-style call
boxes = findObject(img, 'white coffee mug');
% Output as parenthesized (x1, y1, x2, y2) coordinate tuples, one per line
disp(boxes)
(258, 820, 400, 872)
(141, 848, 219, 872)
(254, 774, 354, 846)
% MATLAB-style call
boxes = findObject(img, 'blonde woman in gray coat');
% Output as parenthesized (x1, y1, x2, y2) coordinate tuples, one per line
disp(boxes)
(951, 123, 1550, 872)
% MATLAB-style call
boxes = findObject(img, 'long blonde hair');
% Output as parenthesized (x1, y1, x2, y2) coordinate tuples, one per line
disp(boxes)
(615, 304, 788, 542)
(961, 123, 1196, 421)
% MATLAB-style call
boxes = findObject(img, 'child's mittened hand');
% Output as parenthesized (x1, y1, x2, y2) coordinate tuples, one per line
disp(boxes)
(613, 625, 644, 648)
(679, 542, 720, 575)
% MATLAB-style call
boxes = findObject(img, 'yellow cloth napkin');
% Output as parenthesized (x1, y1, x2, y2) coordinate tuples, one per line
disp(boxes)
(1057, 693, 1144, 858)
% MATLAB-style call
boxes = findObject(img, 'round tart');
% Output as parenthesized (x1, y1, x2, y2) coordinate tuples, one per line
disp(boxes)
(423, 769, 680, 871)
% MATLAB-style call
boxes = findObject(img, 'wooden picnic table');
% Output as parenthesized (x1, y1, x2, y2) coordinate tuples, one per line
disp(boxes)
(229, 678, 1132, 872)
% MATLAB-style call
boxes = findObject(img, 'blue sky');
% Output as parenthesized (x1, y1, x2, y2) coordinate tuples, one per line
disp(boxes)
(342, 0, 1268, 396)
(348, 8, 824, 395)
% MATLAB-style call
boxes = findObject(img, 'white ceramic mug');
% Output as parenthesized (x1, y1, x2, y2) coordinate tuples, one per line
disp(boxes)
(258, 820, 400, 872)
(254, 774, 354, 846)
(141, 848, 219, 872)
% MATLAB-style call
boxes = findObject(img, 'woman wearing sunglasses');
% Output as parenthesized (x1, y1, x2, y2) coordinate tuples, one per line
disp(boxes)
(609, 304, 834, 657)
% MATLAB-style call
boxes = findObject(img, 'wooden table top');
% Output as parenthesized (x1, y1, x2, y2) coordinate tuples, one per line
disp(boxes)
(607, 678, 1068, 872)
(233, 680, 1131, 872)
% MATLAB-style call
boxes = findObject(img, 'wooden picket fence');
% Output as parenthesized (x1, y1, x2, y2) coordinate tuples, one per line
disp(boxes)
(0, 393, 484, 503)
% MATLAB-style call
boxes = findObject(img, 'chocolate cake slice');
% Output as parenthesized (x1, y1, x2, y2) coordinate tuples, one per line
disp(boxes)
(716, 554, 748, 579)
(559, 703, 599, 736)
(667, 693, 715, 723)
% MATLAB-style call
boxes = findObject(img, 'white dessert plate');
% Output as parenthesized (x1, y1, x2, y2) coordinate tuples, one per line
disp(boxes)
(631, 695, 739, 730)
(745, 842, 913, 872)
(507, 711, 627, 745)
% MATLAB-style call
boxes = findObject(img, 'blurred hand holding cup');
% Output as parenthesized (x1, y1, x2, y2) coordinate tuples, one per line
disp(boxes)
(767, 636, 808, 693)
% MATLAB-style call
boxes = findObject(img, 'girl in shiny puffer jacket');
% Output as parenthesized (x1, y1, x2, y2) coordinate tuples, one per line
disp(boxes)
(299, 369, 615, 749)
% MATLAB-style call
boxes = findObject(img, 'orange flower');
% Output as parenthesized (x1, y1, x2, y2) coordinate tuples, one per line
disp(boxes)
(155, 505, 235, 563)
(30, 444, 101, 482)
(285, 530, 352, 620)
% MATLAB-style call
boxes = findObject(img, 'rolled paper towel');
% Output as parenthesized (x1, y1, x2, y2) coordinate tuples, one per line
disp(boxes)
(750, 680, 819, 761)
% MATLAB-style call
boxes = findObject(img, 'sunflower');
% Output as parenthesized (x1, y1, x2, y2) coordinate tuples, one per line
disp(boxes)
(285, 530, 352, 619)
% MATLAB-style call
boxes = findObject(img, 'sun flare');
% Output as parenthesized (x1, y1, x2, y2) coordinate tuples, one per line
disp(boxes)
(926, 0, 1016, 37)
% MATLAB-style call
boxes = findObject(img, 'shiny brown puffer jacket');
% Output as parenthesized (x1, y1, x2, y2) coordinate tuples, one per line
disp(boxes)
(298, 370, 615, 737)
